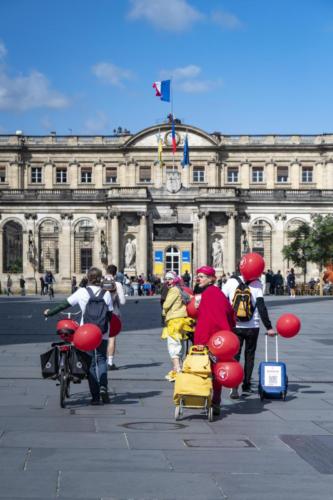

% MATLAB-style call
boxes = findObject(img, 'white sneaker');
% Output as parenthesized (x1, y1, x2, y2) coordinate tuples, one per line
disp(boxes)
(229, 388, 240, 400)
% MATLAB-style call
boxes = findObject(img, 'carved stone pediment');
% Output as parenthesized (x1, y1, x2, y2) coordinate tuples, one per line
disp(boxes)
(153, 224, 193, 241)
(166, 171, 182, 193)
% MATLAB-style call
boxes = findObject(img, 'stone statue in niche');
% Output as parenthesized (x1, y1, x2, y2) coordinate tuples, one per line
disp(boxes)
(125, 237, 136, 268)
(212, 236, 223, 268)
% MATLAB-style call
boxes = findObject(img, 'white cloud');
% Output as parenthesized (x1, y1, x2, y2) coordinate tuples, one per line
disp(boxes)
(0, 70, 70, 112)
(128, 0, 203, 32)
(0, 40, 7, 60)
(84, 112, 110, 133)
(92, 62, 134, 87)
(211, 9, 243, 30)
(160, 64, 222, 94)
(178, 79, 222, 93)
(161, 64, 201, 81)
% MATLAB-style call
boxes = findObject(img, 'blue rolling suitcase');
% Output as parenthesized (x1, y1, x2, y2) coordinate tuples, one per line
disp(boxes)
(258, 334, 288, 401)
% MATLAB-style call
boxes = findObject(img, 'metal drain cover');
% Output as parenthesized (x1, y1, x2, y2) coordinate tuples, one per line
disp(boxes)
(121, 421, 186, 431)
(184, 438, 256, 448)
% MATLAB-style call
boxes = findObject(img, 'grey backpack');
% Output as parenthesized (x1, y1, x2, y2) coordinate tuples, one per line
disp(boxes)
(83, 287, 109, 334)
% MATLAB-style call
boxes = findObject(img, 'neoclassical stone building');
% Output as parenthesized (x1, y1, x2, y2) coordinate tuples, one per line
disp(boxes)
(1, 122, 332, 292)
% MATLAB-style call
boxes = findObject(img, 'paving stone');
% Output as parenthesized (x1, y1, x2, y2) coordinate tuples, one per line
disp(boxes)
(95, 417, 214, 434)
(58, 471, 224, 499)
(0, 471, 58, 498)
(214, 473, 331, 500)
(165, 448, 316, 474)
(0, 431, 128, 449)
(26, 448, 170, 472)
(0, 416, 96, 432)
(0, 447, 28, 470)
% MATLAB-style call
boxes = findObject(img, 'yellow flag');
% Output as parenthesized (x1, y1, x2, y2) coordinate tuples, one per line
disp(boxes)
(158, 137, 163, 166)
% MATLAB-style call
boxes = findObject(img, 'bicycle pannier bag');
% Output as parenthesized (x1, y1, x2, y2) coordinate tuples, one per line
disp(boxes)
(69, 348, 91, 378)
(40, 347, 59, 379)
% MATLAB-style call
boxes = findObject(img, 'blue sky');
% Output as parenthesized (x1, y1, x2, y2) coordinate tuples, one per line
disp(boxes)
(1, 0, 333, 135)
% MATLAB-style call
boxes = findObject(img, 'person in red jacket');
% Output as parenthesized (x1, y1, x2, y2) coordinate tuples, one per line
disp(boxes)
(194, 265, 236, 415)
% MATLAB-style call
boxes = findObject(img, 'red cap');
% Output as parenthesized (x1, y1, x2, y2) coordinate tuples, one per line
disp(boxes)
(196, 266, 216, 277)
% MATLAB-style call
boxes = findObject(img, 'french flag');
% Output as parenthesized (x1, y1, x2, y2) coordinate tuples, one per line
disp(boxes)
(152, 80, 171, 102)
(171, 118, 177, 153)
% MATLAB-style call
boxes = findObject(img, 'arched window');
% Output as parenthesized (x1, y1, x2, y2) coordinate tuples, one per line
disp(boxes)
(74, 219, 94, 273)
(250, 220, 272, 269)
(38, 220, 59, 273)
(165, 246, 180, 275)
(3, 221, 23, 273)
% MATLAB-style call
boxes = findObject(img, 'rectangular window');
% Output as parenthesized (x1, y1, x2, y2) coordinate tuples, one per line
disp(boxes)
(31, 167, 42, 183)
(193, 167, 205, 183)
(252, 167, 264, 183)
(227, 167, 239, 183)
(277, 166, 288, 183)
(302, 167, 313, 183)
(105, 167, 117, 184)
(81, 168, 92, 183)
(0, 167, 6, 183)
(56, 168, 67, 183)
(80, 248, 92, 273)
(139, 166, 151, 183)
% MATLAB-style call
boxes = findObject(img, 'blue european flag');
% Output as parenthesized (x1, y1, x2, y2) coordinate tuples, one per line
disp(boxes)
(181, 133, 190, 167)
(160, 80, 171, 102)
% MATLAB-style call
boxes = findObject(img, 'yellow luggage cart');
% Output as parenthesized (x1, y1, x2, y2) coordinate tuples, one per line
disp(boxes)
(173, 346, 214, 422)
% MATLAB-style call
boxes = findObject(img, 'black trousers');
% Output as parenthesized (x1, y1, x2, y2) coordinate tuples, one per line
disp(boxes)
(233, 327, 260, 388)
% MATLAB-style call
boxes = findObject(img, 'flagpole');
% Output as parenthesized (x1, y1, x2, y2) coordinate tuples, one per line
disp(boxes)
(170, 78, 175, 171)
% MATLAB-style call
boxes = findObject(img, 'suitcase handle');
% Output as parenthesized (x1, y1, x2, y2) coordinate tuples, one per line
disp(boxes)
(265, 333, 279, 363)
(189, 345, 209, 355)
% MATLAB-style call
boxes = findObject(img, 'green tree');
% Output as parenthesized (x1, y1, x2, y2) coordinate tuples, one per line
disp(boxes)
(283, 215, 333, 294)
(282, 222, 311, 283)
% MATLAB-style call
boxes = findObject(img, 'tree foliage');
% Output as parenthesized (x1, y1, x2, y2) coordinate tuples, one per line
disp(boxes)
(282, 215, 333, 283)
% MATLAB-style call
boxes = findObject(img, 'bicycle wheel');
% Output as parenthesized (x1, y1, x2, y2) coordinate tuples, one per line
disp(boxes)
(59, 369, 67, 408)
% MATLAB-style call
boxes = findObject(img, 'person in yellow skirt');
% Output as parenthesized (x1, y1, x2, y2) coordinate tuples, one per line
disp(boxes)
(161, 271, 194, 382)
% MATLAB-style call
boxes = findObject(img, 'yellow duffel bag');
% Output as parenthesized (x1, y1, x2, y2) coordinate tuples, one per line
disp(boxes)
(182, 345, 211, 378)
(173, 372, 212, 405)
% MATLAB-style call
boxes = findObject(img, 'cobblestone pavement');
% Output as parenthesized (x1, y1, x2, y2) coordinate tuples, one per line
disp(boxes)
(0, 295, 333, 499)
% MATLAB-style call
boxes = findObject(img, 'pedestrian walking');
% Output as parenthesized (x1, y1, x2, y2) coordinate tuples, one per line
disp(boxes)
(222, 268, 275, 399)
(40, 275, 46, 295)
(19, 276, 26, 296)
(193, 266, 236, 415)
(6, 274, 13, 296)
(44, 267, 113, 405)
(161, 271, 194, 382)
(71, 276, 77, 294)
(102, 264, 126, 371)
(287, 268, 296, 298)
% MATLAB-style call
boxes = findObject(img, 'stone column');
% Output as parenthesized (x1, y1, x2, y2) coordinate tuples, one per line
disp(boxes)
(227, 212, 236, 273)
(24, 214, 38, 293)
(265, 161, 275, 189)
(198, 211, 208, 266)
(96, 214, 108, 271)
(241, 162, 250, 189)
(59, 214, 72, 282)
(44, 162, 53, 189)
(138, 212, 148, 276)
(154, 161, 163, 189)
(272, 215, 286, 273)
(315, 161, 324, 189)
(182, 164, 191, 188)
(326, 159, 333, 189)
(110, 211, 120, 268)
(290, 160, 300, 189)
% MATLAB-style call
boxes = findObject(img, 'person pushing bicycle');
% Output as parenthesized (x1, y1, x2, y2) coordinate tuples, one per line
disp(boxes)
(44, 267, 113, 405)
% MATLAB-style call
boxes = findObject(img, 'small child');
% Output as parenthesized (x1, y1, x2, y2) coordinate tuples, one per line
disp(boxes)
(161, 272, 194, 382)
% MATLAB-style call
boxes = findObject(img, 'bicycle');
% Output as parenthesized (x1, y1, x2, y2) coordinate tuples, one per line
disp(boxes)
(46, 311, 82, 408)
(48, 284, 54, 300)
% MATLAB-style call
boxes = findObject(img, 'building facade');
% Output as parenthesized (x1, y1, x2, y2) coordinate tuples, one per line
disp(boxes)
(1, 122, 333, 292)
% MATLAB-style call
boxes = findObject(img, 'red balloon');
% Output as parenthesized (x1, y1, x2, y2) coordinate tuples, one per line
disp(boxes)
(109, 314, 122, 338)
(186, 296, 198, 319)
(73, 323, 102, 351)
(240, 252, 265, 281)
(213, 360, 244, 388)
(207, 330, 240, 361)
(56, 319, 79, 336)
(276, 313, 301, 338)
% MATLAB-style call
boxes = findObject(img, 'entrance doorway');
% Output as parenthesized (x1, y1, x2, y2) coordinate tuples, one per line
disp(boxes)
(165, 246, 180, 275)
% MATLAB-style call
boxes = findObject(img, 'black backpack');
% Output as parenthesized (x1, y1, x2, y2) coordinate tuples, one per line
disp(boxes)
(232, 277, 255, 322)
(83, 287, 109, 334)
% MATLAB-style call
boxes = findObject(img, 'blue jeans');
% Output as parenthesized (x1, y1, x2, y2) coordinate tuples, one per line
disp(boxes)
(88, 339, 108, 399)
